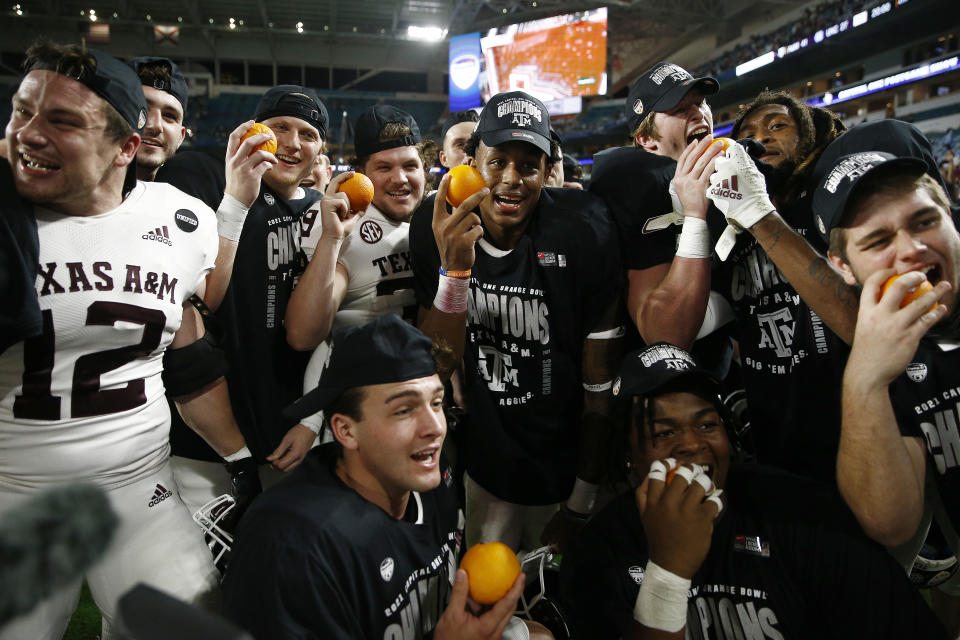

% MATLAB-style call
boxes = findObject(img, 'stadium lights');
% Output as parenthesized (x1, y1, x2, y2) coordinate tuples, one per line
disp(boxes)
(229, 18, 236, 29)
(88, 9, 97, 21)
(297, 21, 304, 33)
(408, 25, 446, 41)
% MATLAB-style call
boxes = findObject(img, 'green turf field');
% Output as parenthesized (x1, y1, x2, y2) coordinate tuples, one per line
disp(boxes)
(63, 583, 100, 640)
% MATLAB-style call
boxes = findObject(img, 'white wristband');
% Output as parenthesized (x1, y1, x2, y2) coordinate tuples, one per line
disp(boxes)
(566, 477, 599, 514)
(217, 193, 250, 242)
(223, 446, 253, 462)
(675, 216, 712, 259)
(434, 273, 470, 314)
(633, 560, 691, 632)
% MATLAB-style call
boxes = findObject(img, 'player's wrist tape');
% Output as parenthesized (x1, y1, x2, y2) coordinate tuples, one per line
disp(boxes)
(217, 193, 250, 242)
(223, 446, 253, 462)
(634, 560, 690, 632)
(566, 478, 599, 515)
(438, 266, 471, 279)
(434, 273, 470, 314)
(675, 216, 712, 259)
(586, 326, 626, 340)
(582, 380, 613, 392)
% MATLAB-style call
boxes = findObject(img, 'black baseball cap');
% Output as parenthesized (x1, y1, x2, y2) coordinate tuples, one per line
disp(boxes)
(440, 110, 479, 145)
(612, 342, 717, 399)
(625, 62, 718, 133)
(562, 153, 581, 183)
(127, 56, 189, 112)
(812, 151, 927, 244)
(354, 105, 421, 158)
(283, 314, 437, 420)
(477, 91, 552, 156)
(28, 49, 147, 132)
(255, 85, 328, 141)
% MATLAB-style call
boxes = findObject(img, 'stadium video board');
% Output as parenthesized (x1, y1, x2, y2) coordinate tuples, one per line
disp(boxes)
(478, 8, 607, 113)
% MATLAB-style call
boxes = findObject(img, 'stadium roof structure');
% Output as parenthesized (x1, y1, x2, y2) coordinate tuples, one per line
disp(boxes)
(2, 0, 788, 81)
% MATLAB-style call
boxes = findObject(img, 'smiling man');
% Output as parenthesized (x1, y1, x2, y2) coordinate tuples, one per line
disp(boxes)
(156, 85, 327, 513)
(558, 343, 945, 639)
(411, 90, 624, 553)
(127, 56, 188, 182)
(223, 314, 524, 639)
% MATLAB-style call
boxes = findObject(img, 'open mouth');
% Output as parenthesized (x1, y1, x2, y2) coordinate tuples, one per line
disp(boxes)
(19, 151, 60, 174)
(686, 126, 710, 145)
(142, 138, 163, 148)
(411, 447, 439, 467)
(386, 188, 411, 200)
(300, 178, 315, 188)
(916, 264, 943, 285)
(277, 154, 300, 167)
(494, 193, 523, 213)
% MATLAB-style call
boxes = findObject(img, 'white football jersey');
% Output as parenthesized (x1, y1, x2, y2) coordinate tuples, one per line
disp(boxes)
(299, 204, 417, 434)
(0, 182, 218, 491)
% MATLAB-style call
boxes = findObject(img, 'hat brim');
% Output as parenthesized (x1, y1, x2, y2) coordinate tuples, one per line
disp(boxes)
(481, 129, 552, 157)
(283, 385, 337, 422)
(651, 76, 719, 114)
(815, 155, 928, 243)
(615, 364, 717, 399)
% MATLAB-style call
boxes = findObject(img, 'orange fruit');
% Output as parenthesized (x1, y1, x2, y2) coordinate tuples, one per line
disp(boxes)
(446, 165, 487, 207)
(699, 136, 731, 159)
(459, 542, 521, 605)
(880, 273, 937, 312)
(240, 122, 277, 154)
(665, 467, 678, 485)
(337, 173, 375, 212)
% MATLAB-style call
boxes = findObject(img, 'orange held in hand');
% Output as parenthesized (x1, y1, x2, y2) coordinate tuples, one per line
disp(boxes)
(459, 541, 521, 605)
(699, 137, 732, 159)
(240, 122, 277, 155)
(880, 273, 937, 312)
(665, 467, 679, 485)
(337, 173, 375, 212)
(446, 165, 487, 207)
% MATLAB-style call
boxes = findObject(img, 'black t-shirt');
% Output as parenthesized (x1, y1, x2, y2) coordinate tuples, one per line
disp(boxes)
(589, 145, 734, 378)
(222, 444, 460, 640)
(0, 160, 41, 355)
(410, 187, 622, 505)
(559, 464, 945, 640)
(157, 152, 317, 461)
(711, 192, 849, 483)
(890, 338, 960, 536)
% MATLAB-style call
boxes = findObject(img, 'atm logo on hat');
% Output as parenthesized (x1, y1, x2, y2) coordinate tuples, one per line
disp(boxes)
(823, 153, 887, 194)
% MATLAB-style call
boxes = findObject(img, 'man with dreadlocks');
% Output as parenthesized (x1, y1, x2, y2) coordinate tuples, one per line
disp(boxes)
(693, 89, 851, 485)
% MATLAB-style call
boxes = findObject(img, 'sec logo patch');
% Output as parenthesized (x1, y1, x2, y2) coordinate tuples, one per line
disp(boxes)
(360, 220, 383, 244)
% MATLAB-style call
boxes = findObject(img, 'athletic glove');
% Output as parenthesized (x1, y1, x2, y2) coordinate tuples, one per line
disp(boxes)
(707, 142, 777, 261)
(223, 456, 262, 530)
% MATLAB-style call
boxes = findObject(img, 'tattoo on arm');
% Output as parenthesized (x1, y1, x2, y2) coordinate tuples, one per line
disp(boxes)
(756, 225, 785, 252)
(808, 259, 858, 309)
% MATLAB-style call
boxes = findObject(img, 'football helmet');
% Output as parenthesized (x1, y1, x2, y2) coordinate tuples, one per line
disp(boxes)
(192, 494, 236, 573)
(516, 546, 572, 640)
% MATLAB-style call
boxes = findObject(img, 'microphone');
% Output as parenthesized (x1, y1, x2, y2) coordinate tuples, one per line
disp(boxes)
(0, 483, 118, 625)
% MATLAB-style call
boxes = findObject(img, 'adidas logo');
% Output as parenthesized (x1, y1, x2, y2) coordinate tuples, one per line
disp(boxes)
(710, 175, 743, 200)
(148, 483, 173, 507)
(142, 225, 173, 246)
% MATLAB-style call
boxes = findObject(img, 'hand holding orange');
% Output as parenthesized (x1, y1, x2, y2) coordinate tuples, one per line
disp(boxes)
(337, 173, 375, 212)
(699, 137, 731, 160)
(446, 165, 487, 208)
(240, 122, 277, 155)
(458, 541, 521, 605)
(879, 272, 937, 312)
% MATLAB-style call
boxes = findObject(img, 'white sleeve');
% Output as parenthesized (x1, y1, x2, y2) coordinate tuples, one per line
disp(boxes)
(298, 199, 323, 261)
(696, 290, 735, 340)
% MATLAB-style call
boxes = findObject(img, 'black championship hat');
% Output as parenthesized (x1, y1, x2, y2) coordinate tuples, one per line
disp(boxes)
(440, 109, 479, 145)
(28, 49, 147, 132)
(812, 151, 927, 245)
(562, 153, 581, 184)
(255, 85, 329, 141)
(283, 314, 437, 420)
(625, 62, 719, 133)
(477, 91, 552, 156)
(354, 105, 422, 158)
(127, 56, 189, 112)
(612, 342, 717, 399)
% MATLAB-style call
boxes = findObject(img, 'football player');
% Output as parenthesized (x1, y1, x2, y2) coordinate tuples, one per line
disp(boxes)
(286, 105, 431, 438)
(410, 90, 624, 552)
(438, 110, 479, 170)
(0, 41, 243, 639)
(127, 57, 188, 182)
(560, 343, 945, 639)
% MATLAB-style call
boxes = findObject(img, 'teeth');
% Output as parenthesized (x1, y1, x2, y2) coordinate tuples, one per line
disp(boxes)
(22, 153, 57, 172)
(277, 155, 299, 164)
(387, 191, 410, 197)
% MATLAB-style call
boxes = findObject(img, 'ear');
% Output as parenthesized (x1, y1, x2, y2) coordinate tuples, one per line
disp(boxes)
(438, 150, 449, 167)
(465, 156, 475, 167)
(330, 414, 360, 451)
(115, 133, 141, 168)
(636, 134, 658, 153)
(827, 250, 858, 286)
(176, 126, 186, 149)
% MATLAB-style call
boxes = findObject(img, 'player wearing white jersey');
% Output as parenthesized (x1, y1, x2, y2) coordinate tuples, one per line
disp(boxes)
(287, 105, 429, 436)
(0, 42, 226, 640)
